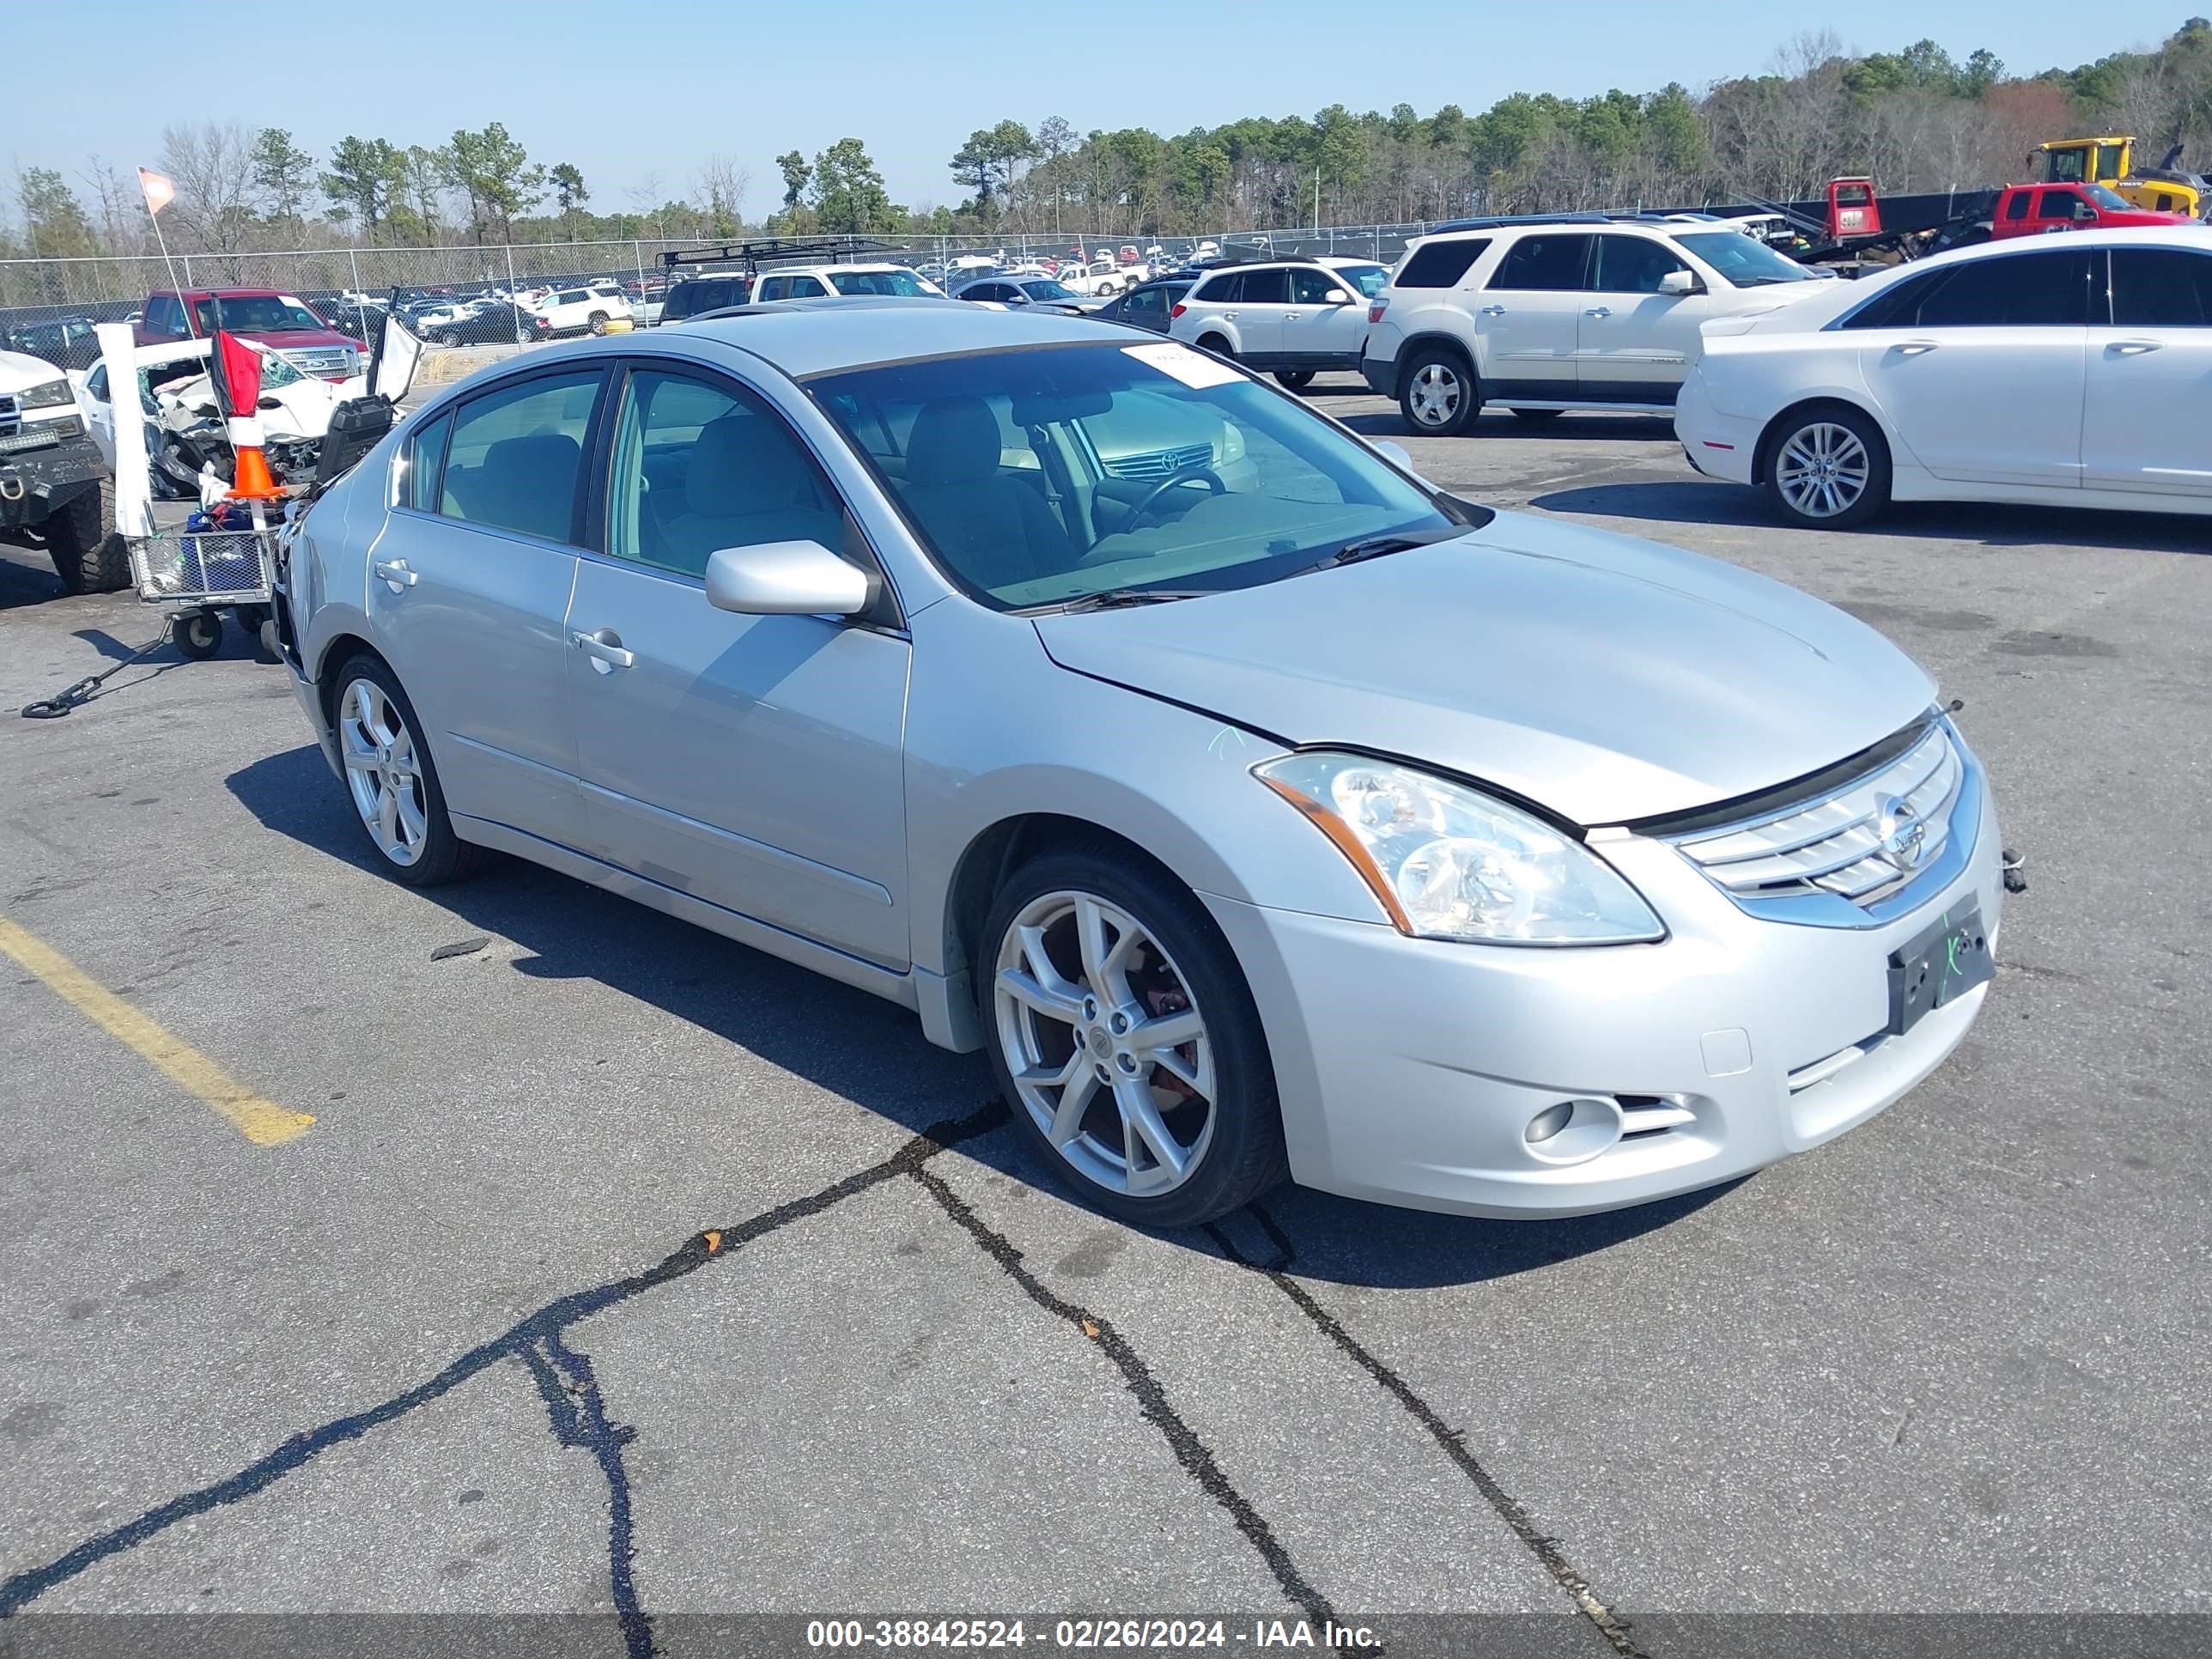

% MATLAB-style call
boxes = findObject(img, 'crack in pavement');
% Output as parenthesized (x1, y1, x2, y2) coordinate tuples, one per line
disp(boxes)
(1209, 1207, 1648, 1659)
(520, 1333, 651, 1659)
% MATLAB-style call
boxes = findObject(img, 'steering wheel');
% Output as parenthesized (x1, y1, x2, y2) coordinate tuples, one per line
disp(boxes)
(1124, 464, 1224, 525)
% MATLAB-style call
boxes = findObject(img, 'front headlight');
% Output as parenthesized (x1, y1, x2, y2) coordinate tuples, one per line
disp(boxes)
(18, 378, 74, 410)
(1255, 751, 1665, 945)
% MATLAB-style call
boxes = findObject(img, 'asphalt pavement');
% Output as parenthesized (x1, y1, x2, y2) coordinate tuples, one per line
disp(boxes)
(2, 377, 2208, 1659)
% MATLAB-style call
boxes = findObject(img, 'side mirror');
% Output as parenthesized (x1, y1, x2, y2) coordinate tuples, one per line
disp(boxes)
(1372, 439, 1416, 472)
(705, 540, 870, 617)
(1658, 270, 1704, 296)
(1325, 289, 1352, 304)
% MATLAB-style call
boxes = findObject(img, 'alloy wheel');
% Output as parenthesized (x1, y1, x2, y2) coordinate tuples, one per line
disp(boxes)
(993, 890, 1216, 1199)
(339, 678, 428, 866)
(1407, 362, 1462, 427)
(1775, 422, 1871, 519)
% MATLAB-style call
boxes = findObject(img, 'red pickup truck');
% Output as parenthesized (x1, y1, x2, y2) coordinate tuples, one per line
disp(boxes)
(1989, 182, 2194, 240)
(135, 289, 362, 382)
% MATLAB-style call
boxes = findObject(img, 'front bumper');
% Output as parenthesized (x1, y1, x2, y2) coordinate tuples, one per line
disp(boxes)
(1205, 764, 2003, 1218)
(0, 431, 103, 530)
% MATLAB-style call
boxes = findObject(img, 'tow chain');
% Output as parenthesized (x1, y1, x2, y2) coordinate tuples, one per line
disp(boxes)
(20, 629, 173, 720)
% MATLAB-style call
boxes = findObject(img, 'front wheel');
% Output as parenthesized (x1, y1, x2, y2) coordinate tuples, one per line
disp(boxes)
(1765, 405, 1891, 529)
(331, 654, 482, 886)
(171, 611, 222, 659)
(980, 851, 1287, 1227)
(438, 331, 461, 349)
(1273, 369, 1316, 391)
(1398, 346, 1480, 435)
(587, 312, 609, 336)
(46, 487, 129, 594)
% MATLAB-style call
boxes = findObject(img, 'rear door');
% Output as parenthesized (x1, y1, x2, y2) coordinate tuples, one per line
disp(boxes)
(1845, 246, 2090, 487)
(1478, 234, 1591, 395)
(1220, 268, 1289, 359)
(2081, 246, 2212, 498)
(364, 366, 606, 847)
(1576, 234, 1711, 398)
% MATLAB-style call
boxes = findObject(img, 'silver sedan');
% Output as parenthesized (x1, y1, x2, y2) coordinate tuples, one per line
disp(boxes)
(279, 307, 2003, 1227)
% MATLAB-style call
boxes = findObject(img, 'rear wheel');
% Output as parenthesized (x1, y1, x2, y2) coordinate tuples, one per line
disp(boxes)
(587, 312, 610, 336)
(170, 611, 222, 659)
(331, 654, 482, 886)
(1196, 333, 1234, 360)
(46, 485, 130, 595)
(1765, 404, 1891, 529)
(438, 330, 461, 349)
(1398, 345, 1480, 435)
(980, 850, 1287, 1227)
(1273, 369, 1316, 391)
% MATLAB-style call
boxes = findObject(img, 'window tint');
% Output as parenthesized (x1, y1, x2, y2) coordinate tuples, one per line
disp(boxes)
(2111, 248, 2212, 326)
(1291, 267, 1345, 304)
(1124, 287, 1164, 317)
(86, 365, 107, 400)
(1236, 268, 1289, 304)
(1190, 272, 1234, 303)
(1591, 235, 1690, 294)
(1488, 235, 1592, 291)
(435, 370, 602, 543)
(1395, 238, 1489, 288)
(2036, 190, 2076, 221)
(401, 410, 452, 511)
(2005, 193, 2033, 221)
(1844, 252, 2088, 329)
(607, 370, 845, 580)
(791, 276, 828, 298)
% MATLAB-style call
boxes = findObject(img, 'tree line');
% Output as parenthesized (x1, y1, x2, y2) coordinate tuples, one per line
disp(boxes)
(6, 19, 2209, 263)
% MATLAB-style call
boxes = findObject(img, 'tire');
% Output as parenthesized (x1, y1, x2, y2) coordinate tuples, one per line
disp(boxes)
(587, 312, 609, 336)
(1196, 333, 1234, 360)
(329, 653, 482, 886)
(977, 848, 1288, 1228)
(1510, 407, 1564, 424)
(46, 485, 129, 595)
(1273, 370, 1317, 391)
(1763, 404, 1892, 530)
(438, 331, 461, 349)
(234, 605, 273, 659)
(1397, 344, 1480, 435)
(171, 611, 222, 659)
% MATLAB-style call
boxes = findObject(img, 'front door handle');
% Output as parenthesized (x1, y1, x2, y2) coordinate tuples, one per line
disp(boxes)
(372, 558, 417, 592)
(572, 628, 635, 673)
(2110, 339, 2163, 355)
(1282, 311, 1300, 320)
(1895, 340, 1940, 356)
(1479, 305, 1507, 316)
(1585, 306, 1613, 319)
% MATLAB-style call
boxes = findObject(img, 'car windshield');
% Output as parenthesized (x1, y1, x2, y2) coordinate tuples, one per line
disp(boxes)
(1020, 280, 1078, 301)
(1674, 232, 1815, 286)
(831, 269, 934, 297)
(2086, 183, 2131, 210)
(1335, 264, 1391, 296)
(189, 295, 330, 332)
(810, 341, 1481, 611)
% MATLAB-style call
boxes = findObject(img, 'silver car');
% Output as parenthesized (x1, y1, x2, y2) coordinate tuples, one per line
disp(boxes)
(280, 307, 2002, 1227)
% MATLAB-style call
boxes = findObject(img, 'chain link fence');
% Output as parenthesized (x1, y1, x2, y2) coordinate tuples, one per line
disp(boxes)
(0, 225, 1445, 372)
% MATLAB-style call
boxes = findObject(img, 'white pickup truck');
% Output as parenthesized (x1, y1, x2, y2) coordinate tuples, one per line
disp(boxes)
(0, 346, 124, 592)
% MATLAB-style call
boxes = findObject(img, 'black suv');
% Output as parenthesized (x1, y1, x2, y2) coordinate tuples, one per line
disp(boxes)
(659, 274, 753, 325)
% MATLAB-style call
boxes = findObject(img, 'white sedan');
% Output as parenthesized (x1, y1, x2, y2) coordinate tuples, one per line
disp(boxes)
(1675, 226, 2212, 527)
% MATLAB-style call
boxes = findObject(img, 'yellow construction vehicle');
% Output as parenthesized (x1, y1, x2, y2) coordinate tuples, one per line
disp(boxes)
(2033, 136, 2209, 217)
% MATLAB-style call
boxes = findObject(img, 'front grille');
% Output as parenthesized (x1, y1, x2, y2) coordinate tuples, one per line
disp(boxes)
(281, 347, 358, 380)
(1667, 722, 1963, 908)
(0, 392, 18, 437)
(1103, 441, 1213, 480)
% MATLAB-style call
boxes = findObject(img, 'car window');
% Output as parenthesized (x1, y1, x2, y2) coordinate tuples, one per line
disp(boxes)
(2036, 191, 2075, 222)
(791, 276, 829, 298)
(1844, 250, 2089, 329)
(2109, 248, 2212, 326)
(1291, 268, 1343, 304)
(1124, 288, 1163, 318)
(1591, 235, 1691, 294)
(1488, 235, 1593, 291)
(1237, 268, 1289, 304)
(399, 410, 453, 511)
(1395, 239, 1489, 288)
(1335, 264, 1390, 296)
(1189, 273, 1232, 304)
(607, 368, 846, 580)
(86, 365, 107, 400)
(2005, 193, 2033, 222)
(435, 370, 602, 543)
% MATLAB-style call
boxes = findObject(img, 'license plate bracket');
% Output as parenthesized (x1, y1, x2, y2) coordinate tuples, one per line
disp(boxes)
(1887, 904, 1993, 1036)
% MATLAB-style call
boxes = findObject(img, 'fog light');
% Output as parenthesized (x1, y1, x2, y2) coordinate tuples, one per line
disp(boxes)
(1525, 1102, 1573, 1144)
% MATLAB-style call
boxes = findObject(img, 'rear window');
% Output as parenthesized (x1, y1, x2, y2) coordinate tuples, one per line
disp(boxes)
(1488, 235, 1592, 292)
(1395, 239, 1489, 289)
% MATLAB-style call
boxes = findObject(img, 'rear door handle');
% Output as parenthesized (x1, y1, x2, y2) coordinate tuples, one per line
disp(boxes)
(572, 628, 635, 672)
(2110, 339, 2163, 355)
(1585, 306, 1613, 318)
(372, 558, 416, 592)
(1895, 340, 1939, 356)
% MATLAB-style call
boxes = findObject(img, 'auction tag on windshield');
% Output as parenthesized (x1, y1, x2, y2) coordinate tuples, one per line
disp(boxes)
(1121, 341, 1244, 389)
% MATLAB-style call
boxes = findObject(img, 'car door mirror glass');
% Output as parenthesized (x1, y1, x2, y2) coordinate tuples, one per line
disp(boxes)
(704, 540, 870, 617)
(1325, 289, 1351, 304)
(1657, 269, 1703, 296)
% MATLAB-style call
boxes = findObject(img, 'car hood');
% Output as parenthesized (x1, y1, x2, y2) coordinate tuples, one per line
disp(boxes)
(0, 347, 69, 392)
(1031, 511, 1936, 825)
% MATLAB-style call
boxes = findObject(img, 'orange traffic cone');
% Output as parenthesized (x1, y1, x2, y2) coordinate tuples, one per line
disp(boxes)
(229, 444, 284, 501)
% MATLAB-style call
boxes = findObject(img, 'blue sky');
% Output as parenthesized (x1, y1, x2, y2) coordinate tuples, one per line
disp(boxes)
(7, 1, 2193, 222)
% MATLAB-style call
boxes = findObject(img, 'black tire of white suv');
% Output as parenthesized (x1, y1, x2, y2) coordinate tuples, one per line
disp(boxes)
(1398, 344, 1480, 436)
(47, 484, 130, 595)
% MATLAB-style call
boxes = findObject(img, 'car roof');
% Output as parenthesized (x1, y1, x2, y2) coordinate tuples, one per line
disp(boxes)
(671, 302, 1126, 376)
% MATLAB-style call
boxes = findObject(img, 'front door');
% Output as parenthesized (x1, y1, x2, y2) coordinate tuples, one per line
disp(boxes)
(1576, 234, 1711, 399)
(364, 366, 604, 848)
(1280, 266, 1367, 366)
(2082, 246, 2212, 498)
(1848, 246, 2091, 488)
(1476, 234, 1592, 397)
(564, 363, 913, 966)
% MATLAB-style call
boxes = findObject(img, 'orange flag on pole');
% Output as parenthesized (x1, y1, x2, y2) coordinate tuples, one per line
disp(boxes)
(137, 167, 176, 216)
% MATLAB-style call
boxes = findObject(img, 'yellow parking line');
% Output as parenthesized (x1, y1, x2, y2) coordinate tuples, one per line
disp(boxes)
(0, 915, 313, 1146)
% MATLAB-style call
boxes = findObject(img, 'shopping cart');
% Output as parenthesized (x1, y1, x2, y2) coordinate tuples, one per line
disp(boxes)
(125, 523, 283, 660)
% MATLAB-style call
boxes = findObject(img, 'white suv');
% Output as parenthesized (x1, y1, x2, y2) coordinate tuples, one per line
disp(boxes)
(1361, 222, 1835, 434)
(532, 283, 634, 337)
(1167, 257, 1392, 387)
(751, 264, 945, 302)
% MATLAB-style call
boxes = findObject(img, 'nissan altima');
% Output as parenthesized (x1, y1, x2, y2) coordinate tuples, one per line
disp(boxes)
(277, 303, 2003, 1226)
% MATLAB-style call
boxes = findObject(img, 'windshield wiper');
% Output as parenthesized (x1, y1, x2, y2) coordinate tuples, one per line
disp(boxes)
(1291, 532, 1444, 577)
(1054, 588, 1214, 613)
